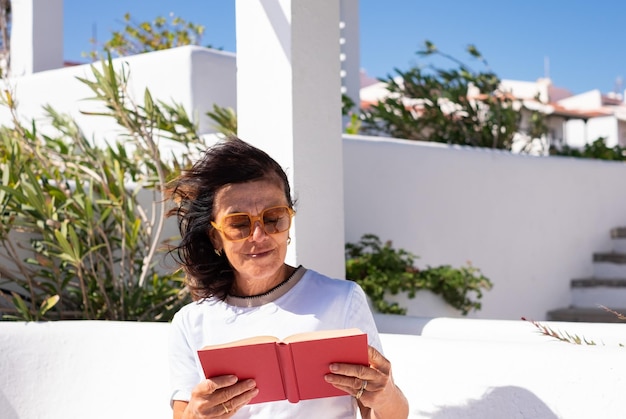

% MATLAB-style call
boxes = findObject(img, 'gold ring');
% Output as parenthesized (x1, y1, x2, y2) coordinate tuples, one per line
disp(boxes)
(222, 402, 230, 414)
(355, 380, 367, 399)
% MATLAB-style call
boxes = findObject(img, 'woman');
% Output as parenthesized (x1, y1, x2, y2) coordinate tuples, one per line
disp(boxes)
(167, 137, 408, 418)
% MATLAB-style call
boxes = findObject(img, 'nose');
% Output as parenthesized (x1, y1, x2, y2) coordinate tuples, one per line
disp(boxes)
(250, 220, 267, 241)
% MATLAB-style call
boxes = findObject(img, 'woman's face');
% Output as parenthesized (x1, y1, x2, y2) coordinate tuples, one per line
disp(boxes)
(210, 178, 291, 287)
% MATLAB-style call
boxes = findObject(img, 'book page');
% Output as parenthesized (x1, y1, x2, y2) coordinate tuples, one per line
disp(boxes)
(200, 328, 364, 349)
(200, 335, 280, 350)
(283, 328, 364, 344)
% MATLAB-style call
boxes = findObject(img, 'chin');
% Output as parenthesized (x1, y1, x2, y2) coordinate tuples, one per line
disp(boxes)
(236, 255, 283, 276)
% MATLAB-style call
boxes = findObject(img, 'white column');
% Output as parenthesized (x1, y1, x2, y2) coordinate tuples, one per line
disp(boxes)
(340, 0, 360, 122)
(10, 0, 64, 76)
(236, 0, 345, 279)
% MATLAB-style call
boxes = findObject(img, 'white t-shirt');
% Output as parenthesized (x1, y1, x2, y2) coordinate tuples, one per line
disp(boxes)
(169, 268, 382, 418)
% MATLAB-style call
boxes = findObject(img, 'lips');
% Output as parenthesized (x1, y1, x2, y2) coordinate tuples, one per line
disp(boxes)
(247, 248, 274, 257)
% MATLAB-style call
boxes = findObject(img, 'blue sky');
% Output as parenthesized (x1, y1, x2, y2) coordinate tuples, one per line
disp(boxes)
(64, 0, 626, 96)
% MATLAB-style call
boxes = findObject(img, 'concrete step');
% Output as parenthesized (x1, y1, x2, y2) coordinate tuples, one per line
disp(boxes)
(551, 228, 626, 322)
(592, 253, 626, 278)
(547, 306, 626, 323)
(571, 278, 626, 307)
(610, 227, 626, 253)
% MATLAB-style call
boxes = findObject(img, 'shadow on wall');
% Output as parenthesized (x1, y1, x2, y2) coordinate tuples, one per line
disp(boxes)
(421, 386, 558, 419)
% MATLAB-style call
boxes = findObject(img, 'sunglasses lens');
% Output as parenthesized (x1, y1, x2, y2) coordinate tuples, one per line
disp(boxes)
(222, 214, 252, 241)
(262, 207, 292, 234)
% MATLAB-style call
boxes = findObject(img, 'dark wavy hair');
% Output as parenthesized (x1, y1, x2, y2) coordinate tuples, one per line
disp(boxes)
(165, 136, 294, 300)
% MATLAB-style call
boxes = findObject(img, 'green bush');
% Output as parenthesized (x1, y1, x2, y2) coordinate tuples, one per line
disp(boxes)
(550, 137, 626, 161)
(0, 58, 204, 321)
(359, 41, 548, 152)
(345, 234, 493, 315)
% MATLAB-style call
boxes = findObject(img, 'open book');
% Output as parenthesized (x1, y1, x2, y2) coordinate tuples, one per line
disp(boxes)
(197, 328, 368, 404)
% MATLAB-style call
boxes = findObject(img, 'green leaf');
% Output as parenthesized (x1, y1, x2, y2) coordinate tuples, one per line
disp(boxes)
(10, 292, 33, 321)
(40, 295, 60, 316)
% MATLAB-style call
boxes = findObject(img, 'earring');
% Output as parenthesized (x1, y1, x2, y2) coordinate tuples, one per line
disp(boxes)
(287, 237, 292, 245)
(214, 248, 222, 257)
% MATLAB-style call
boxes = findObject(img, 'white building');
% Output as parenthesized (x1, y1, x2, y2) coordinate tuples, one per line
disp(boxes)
(501, 78, 626, 150)
(362, 73, 626, 154)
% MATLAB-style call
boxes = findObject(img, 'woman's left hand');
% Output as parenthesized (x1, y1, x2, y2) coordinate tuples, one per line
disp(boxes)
(325, 345, 409, 418)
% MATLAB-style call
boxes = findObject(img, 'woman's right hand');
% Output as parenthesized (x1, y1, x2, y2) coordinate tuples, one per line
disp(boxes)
(173, 375, 258, 418)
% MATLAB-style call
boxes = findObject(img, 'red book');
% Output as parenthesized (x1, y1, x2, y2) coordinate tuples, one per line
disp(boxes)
(197, 328, 368, 404)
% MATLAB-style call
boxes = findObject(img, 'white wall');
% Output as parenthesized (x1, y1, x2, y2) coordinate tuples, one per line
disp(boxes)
(564, 118, 588, 148)
(0, 46, 236, 141)
(545, 114, 566, 147)
(618, 119, 626, 147)
(384, 332, 626, 419)
(558, 90, 602, 110)
(563, 115, 622, 150)
(501, 78, 550, 102)
(0, 321, 172, 419)
(343, 135, 626, 320)
(374, 313, 626, 345)
(3, 320, 626, 419)
(587, 115, 619, 147)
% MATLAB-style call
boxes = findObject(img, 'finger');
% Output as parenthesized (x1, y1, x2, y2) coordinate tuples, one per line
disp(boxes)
(221, 384, 260, 414)
(327, 350, 390, 393)
(325, 376, 371, 402)
(197, 375, 238, 397)
(367, 346, 391, 375)
(216, 401, 232, 416)
(329, 361, 372, 381)
(197, 379, 258, 417)
(214, 379, 257, 403)
(325, 370, 377, 393)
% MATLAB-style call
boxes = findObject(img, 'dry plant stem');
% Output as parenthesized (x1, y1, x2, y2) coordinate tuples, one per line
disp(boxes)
(87, 228, 116, 319)
(74, 266, 91, 319)
(94, 225, 116, 313)
(521, 317, 596, 345)
(600, 305, 626, 320)
(91, 61, 167, 288)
